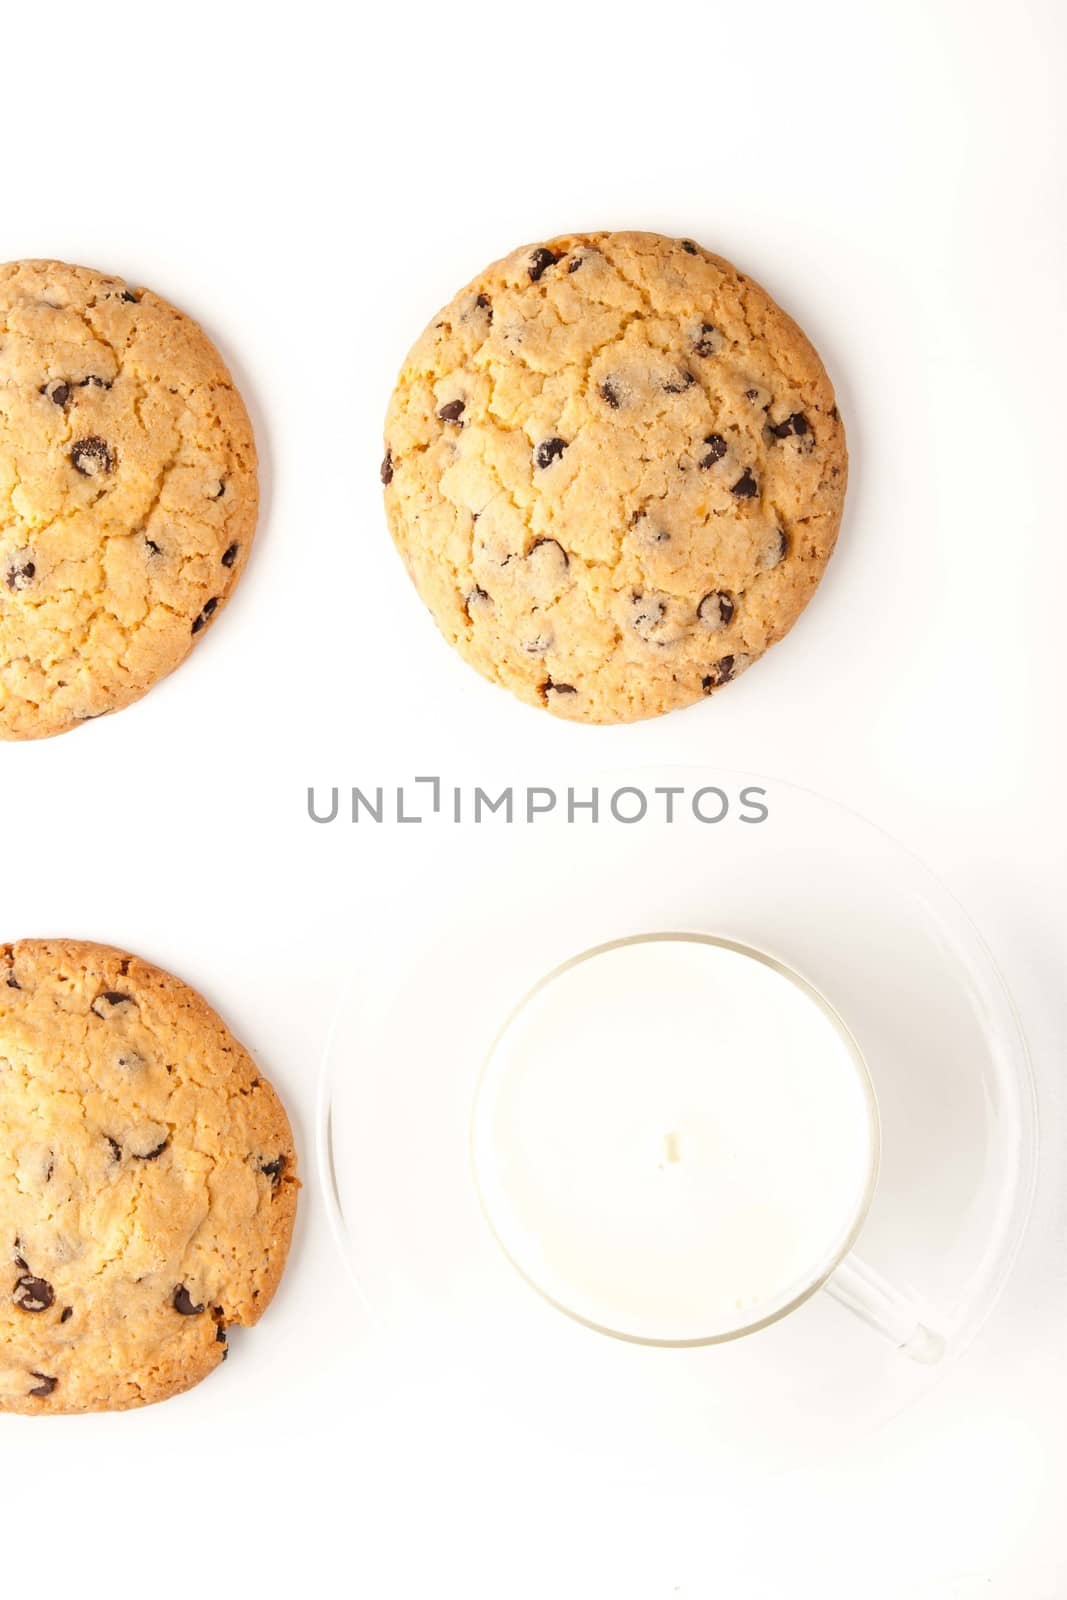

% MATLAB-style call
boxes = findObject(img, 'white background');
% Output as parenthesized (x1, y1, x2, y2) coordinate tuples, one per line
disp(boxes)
(0, 0, 1063, 1594)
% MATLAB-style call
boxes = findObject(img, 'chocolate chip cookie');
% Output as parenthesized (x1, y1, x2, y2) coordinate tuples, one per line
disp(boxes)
(382, 232, 846, 722)
(0, 940, 297, 1413)
(0, 260, 257, 739)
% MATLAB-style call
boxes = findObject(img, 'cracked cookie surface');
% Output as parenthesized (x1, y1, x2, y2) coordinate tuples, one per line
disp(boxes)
(383, 231, 846, 722)
(0, 260, 257, 739)
(0, 939, 297, 1414)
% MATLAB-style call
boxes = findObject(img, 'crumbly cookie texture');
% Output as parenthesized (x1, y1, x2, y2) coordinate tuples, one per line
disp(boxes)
(383, 231, 847, 723)
(0, 939, 297, 1414)
(0, 260, 257, 739)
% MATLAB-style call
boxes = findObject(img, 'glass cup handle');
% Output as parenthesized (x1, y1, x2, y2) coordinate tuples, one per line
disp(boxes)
(823, 1253, 946, 1364)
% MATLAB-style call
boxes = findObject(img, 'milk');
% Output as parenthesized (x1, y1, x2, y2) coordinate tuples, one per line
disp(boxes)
(472, 936, 878, 1344)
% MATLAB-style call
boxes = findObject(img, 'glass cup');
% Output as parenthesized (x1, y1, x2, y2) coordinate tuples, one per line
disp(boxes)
(471, 932, 944, 1361)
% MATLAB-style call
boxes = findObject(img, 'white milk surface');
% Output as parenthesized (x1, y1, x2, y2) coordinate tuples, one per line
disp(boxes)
(472, 938, 878, 1343)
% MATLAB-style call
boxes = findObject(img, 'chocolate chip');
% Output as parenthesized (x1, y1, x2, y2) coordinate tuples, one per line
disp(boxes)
(221, 542, 239, 568)
(145, 537, 163, 557)
(260, 1155, 287, 1188)
(529, 536, 569, 566)
(664, 371, 696, 394)
(731, 468, 758, 498)
(475, 293, 492, 315)
(567, 257, 583, 273)
(40, 380, 70, 407)
(633, 595, 664, 624)
(28, 1373, 57, 1398)
(534, 437, 568, 470)
(70, 436, 113, 477)
(191, 597, 218, 635)
(120, 290, 140, 304)
(697, 591, 735, 630)
(700, 434, 727, 468)
(211, 479, 226, 499)
(215, 1323, 227, 1344)
(13, 1274, 54, 1313)
(132, 1138, 168, 1161)
(522, 634, 552, 656)
(701, 657, 735, 692)
(464, 586, 490, 619)
(60, 1306, 72, 1324)
(543, 679, 577, 696)
(681, 240, 699, 255)
(105, 1136, 122, 1162)
(599, 378, 622, 409)
(172, 1285, 204, 1316)
(628, 510, 671, 545)
(745, 388, 758, 400)
(631, 594, 667, 641)
(437, 399, 466, 423)
(528, 247, 561, 282)
(380, 449, 394, 486)
(6, 558, 36, 591)
(77, 375, 111, 390)
(693, 323, 720, 357)
(768, 412, 809, 439)
(6, 973, 20, 989)
(760, 527, 789, 569)
(92, 991, 132, 1016)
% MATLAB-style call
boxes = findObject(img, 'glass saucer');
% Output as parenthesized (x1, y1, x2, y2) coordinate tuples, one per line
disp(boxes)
(317, 770, 1036, 1490)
